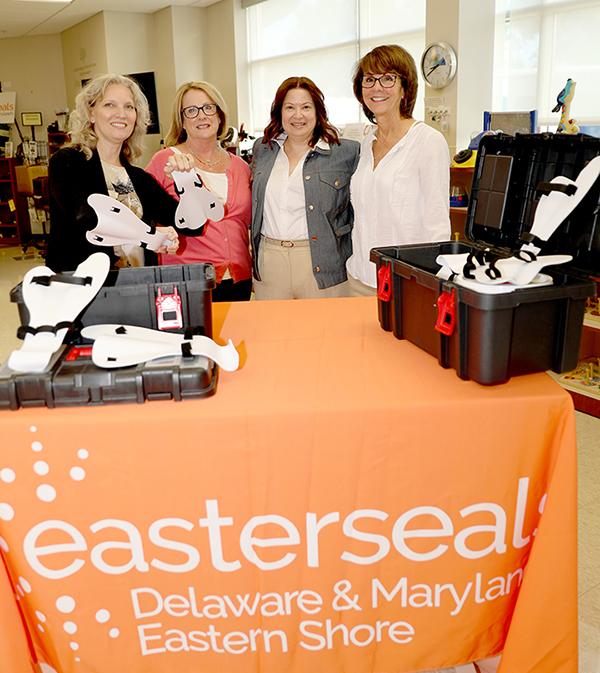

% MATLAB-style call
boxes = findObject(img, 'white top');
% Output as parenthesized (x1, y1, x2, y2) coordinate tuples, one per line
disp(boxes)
(262, 139, 311, 241)
(346, 121, 451, 287)
(197, 168, 228, 203)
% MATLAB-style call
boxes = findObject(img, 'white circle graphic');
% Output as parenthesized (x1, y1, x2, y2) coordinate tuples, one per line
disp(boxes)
(77, 449, 89, 460)
(64, 621, 77, 635)
(70, 467, 85, 482)
(56, 595, 75, 613)
(109, 628, 120, 638)
(0, 537, 9, 552)
(34, 461, 50, 476)
(69, 642, 79, 651)
(37, 485, 56, 502)
(95, 609, 110, 623)
(19, 577, 32, 593)
(0, 503, 15, 521)
(0, 468, 16, 483)
(35, 610, 47, 622)
(31, 441, 43, 452)
(37, 623, 45, 633)
(30, 426, 37, 433)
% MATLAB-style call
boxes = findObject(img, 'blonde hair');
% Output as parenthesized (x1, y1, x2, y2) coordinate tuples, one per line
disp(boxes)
(164, 81, 229, 146)
(68, 73, 150, 161)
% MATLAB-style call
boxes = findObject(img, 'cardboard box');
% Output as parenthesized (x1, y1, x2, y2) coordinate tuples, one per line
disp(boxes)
(14, 164, 47, 194)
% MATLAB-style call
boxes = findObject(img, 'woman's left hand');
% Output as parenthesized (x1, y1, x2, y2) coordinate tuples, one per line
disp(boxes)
(156, 226, 180, 254)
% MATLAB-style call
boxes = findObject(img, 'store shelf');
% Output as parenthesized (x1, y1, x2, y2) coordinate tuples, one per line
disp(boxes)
(0, 158, 22, 248)
(449, 167, 474, 238)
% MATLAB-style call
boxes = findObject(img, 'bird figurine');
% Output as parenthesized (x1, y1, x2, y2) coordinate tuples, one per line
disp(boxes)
(553, 78, 579, 134)
(552, 78, 574, 113)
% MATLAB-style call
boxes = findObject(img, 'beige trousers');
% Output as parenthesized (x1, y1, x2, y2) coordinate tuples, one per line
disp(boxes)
(253, 236, 349, 300)
(347, 273, 377, 297)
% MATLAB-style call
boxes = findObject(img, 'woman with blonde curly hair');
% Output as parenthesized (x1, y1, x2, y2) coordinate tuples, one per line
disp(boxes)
(146, 81, 253, 302)
(46, 73, 180, 272)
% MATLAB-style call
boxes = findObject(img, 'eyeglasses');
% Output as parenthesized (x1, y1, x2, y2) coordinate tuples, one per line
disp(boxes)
(182, 104, 218, 119)
(362, 74, 398, 89)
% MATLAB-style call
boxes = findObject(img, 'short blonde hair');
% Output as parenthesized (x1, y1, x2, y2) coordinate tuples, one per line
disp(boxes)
(68, 73, 150, 161)
(164, 81, 229, 146)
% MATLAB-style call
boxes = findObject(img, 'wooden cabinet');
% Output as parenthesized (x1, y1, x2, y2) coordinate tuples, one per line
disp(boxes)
(0, 158, 21, 246)
(449, 166, 474, 239)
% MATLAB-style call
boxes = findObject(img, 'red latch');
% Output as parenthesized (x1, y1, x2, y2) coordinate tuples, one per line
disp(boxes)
(377, 263, 392, 302)
(156, 287, 183, 330)
(65, 346, 93, 361)
(435, 288, 456, 336)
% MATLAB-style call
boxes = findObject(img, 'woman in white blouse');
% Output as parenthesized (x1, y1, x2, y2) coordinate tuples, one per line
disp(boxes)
(346, 44, 451, 295)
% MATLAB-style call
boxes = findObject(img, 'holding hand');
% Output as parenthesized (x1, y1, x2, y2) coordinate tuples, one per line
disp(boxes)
(156, 226, 179, 254)
(165, 153, 196, 175)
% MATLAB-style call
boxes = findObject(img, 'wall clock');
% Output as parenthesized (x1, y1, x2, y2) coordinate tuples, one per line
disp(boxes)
(421, 42, 457, 89)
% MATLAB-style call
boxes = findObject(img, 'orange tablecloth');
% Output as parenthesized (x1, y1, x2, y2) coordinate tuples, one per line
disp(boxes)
(0, 297, 577, 673)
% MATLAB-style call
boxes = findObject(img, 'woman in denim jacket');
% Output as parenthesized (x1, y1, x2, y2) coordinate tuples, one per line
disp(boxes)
(251, 77, 360, 299)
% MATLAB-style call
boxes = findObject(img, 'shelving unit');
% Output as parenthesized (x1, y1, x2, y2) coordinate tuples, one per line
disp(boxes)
(449, 166, 474, 238)
(0, 157, 21, 247)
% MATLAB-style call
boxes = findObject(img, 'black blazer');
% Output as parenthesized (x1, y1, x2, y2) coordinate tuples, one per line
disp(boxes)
(46, 147, 178, 271)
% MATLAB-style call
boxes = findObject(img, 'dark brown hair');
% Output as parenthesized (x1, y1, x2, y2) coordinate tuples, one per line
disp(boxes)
(262, 76, 340, 146)
(352, 44, 418, 122)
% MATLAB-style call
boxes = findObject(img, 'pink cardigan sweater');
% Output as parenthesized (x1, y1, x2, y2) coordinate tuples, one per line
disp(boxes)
(145, 148, 252, 283)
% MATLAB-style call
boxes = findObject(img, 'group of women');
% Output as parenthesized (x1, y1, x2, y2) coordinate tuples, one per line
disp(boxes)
(46, 44, 451, 300)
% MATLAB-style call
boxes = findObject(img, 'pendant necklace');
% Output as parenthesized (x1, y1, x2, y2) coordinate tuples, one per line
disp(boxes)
(188, 145, 224, 168)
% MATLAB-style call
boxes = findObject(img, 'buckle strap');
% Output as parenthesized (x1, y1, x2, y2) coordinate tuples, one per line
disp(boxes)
(17, 321, 74, 340)
(30, 273, 92, 287)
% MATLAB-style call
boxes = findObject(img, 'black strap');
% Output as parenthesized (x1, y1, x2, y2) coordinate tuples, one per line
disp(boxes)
(116, 326, 127, 334)
(31, 274, 92, 287)
(181, 341, 194, 358)
(520, 232, 546, 247)
(485, 260, 502, 280)
(17, 321, 73, 340)
(515, 249, 538, 262)
(536, 181, 577, 197)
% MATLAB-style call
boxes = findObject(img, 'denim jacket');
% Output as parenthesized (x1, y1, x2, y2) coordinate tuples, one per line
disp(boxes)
(251, 137, 360, 289)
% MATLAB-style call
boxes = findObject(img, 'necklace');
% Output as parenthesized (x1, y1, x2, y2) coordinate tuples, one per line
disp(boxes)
(187, 145, 225, 168)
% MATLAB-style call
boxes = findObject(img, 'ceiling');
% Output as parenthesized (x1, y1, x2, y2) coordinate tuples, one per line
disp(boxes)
(0, 0, 222, 39)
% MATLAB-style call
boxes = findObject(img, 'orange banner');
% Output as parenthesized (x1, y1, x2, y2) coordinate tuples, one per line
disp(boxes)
(0, 297, 577, 673)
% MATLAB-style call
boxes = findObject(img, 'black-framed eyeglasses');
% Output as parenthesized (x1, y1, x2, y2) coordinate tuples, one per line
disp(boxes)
(362, 74, 398, 89)
(182, 104, 218, 118)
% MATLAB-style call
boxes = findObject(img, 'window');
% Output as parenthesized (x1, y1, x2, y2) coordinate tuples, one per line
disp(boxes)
(493, 0, 600, 129)
(245, 0, 425, 135)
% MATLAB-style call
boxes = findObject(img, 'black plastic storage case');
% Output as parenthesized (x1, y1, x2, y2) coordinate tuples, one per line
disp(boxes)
(371, 133, 599, 385)
(0, 263, 217, 409)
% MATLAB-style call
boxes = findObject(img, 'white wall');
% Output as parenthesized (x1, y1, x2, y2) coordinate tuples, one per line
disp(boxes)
(0, 34, 68, 146)
(425, 0, 495, 154)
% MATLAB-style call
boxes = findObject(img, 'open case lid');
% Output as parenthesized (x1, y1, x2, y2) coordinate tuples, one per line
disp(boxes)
(465, 132, 600, 276)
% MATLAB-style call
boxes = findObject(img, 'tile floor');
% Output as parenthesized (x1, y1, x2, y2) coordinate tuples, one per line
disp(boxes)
(0, 244, 598, 672)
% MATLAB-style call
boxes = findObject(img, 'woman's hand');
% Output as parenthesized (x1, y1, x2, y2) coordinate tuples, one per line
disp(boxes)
(156, 226, 180, 254)
(165, 152, 196, 175)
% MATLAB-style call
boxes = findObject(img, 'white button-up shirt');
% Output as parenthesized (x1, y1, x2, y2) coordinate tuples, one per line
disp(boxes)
(347, 121, 450, 287)
(262, 136, 330, 241)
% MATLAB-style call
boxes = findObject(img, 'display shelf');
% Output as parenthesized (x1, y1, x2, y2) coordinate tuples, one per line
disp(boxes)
(0, 158, 21, 247)
(449, 167, 474, 238)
